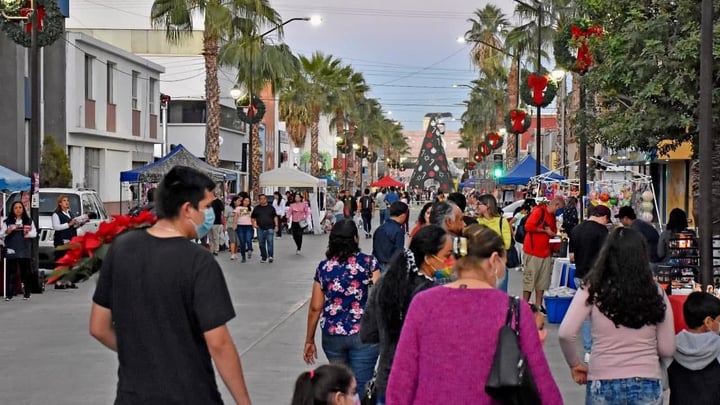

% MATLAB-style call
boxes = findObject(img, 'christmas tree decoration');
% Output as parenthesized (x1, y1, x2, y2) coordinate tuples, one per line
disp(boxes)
(1, 0, 65, 48)
(520, 72, 557, 108)
(554, 19, 603, 74)
(505, 109, 531, 134)
(408, 116, 454, 193)
(486, 132, 504, 150)
(235, 95, 266, 124)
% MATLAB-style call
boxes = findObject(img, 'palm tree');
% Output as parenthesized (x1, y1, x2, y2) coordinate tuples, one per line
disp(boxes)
(464, 5, 510, 74)
(150, 0, 281, 167)
(296, 52, 343, 176)
(219, 24, 299, 195)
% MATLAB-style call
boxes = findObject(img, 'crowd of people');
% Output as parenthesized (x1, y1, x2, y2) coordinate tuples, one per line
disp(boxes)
(0, 163, 700, 404)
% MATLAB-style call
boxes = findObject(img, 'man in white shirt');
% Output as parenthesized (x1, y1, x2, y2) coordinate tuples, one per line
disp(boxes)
(375, 189, 387, 224)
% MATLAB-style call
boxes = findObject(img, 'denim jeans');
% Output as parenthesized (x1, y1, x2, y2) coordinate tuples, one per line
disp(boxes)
(236, 225, 254, 258)
(574, 277, 592, 353)
(322, 332, 379, 395)
(361, 210, 372, 234)
(586, 378, 662, 405)
(256, 228, 274, 259)
(378, 209, 387, 224)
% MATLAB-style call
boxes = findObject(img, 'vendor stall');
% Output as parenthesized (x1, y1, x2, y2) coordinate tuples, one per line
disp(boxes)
(260, 167, 327, 235)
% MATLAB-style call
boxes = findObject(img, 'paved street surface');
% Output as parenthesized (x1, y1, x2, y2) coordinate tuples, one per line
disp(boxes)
(0, 208, 585, 404)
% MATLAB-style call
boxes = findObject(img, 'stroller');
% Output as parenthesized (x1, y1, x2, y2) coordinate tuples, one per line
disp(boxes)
(320, 211, 335, 233)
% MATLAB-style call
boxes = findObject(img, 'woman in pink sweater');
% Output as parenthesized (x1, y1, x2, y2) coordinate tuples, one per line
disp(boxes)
(386, 224, 562, 404)
(559, 227, 675, 404)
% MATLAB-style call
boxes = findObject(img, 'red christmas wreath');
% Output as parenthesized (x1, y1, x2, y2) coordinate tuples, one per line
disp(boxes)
(520, 72, 557, 108)
(505, 109, 531, 134)
(554, 19, 603, 74)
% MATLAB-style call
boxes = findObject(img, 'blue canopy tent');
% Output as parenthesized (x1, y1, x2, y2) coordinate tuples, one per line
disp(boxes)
(497, 155, 564, 185)
(459, 176, 479, 188)
(0, 165, 31, 192)
(120, 144, 234, 183)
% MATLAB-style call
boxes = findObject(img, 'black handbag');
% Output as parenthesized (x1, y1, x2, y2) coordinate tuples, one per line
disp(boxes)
(485, 296, 541, 405)
(361, 375, 377, 405)
(500, 218, 521, 268)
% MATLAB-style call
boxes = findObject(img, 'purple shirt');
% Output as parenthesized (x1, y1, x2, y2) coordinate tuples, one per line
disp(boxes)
(314, 253, 379, 336)
(387, 287, 562, 404)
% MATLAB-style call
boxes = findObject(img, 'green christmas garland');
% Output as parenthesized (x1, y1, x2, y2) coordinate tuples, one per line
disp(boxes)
(236, 95, 266, 124)
(1, 0, 65, 48)
(520, 72, 558, 108)
(505, 109, 531, 134)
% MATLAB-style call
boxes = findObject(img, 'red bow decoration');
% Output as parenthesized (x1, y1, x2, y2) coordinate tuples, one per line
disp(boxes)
(527, 74, 549, 106)
(510, 110, 527, 133)
(21, 4, 45, 33)
(570, 24, 603, 73)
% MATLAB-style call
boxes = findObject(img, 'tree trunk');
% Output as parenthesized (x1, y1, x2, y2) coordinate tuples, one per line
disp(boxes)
(336, 109, 345, 187)
(203, 32, 220, 167)
(250, 123, 262, 197)
(310, 108, 320, 176)
(506, 133, 517, 169)
(508, 60, 519, 109)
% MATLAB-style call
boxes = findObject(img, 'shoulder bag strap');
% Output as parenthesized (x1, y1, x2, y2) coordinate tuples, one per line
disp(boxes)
(505, 295, 515, 327)
(512, 296, 521, 334)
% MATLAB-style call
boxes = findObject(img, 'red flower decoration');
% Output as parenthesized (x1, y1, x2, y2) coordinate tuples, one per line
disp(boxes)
(570, 24, 603, 73)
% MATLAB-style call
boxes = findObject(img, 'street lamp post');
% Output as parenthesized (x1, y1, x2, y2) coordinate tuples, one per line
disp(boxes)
(232, 16, 320, 197)
(699, 0, 713, 286)
(514, 0, 543, 176)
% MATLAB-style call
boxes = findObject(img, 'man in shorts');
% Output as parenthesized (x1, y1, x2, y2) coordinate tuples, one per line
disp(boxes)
(522, 197, 565, 312)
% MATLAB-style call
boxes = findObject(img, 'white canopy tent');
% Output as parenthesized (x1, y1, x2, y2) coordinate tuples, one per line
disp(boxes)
(260, 167, 327, 235)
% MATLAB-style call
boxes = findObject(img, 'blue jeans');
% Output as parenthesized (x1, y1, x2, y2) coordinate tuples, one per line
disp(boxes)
(256, 228, 274, 259)
(322, 332, 379, 395)
(586, 378, 662, 405)
(574, 277, 592, 353)
(379, 209, 387, 224)
(236, 225, 254, 257)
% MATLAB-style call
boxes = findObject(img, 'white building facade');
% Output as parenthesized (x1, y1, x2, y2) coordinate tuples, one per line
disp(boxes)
(65, 32, 164, 207)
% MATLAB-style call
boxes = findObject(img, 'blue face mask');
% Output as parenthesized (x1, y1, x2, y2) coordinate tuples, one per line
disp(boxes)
(193, 207, 215, 238)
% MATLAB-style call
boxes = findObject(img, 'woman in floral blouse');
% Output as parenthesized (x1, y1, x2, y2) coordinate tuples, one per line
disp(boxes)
(304, 219, 381, 393)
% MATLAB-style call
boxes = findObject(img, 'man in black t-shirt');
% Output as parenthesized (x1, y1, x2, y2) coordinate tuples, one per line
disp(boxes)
(569, 204, 610, 361)
(89, 166, 251, 405)
(359, 188, 375, 238)
(250, 194, 278, 263)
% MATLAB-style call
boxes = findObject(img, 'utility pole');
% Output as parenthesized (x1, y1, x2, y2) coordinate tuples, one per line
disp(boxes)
(698, 0, 713, 287)
(29, 6, 41, 273)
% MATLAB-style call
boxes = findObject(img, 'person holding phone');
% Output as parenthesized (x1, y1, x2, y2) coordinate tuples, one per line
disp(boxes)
(1, 202, 37, 301)
(52, 194, 80, 289)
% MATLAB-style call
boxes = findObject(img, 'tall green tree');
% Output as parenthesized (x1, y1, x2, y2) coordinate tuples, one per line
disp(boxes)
(296, 52, 344, 176)
(150, 0, 282, 167)
(574, 0, 720, 231)
(219, 23, 299, 196)
(40, 136, 72, 187)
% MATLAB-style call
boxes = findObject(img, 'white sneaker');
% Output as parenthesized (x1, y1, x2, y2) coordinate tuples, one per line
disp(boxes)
(584, 352, 591, 363)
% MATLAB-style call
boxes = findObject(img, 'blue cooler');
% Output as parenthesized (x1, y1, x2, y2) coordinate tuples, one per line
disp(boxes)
(544, 295, 573, 324)
(560, 263, 577, 289)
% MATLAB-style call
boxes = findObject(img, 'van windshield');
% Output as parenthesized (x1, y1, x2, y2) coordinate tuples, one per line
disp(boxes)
(4, 193, 82, 217)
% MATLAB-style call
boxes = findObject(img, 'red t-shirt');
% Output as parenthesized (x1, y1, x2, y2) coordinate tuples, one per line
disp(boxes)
(522, 205, 557, 258)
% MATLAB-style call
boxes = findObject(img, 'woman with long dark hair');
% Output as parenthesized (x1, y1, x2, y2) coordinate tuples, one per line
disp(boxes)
(288, 193, 311, 254)
(235, 196, 254, 263)
(657, 207, 692, 263)
(386, 224, 561, 403)
(559, 227, 675, 404)
(360, 225, 451, 404)
(290, 364, 358, 405)
(303, 219, 380, 393)
(2, 202, 37, 301)
(475, 194, 512, 292)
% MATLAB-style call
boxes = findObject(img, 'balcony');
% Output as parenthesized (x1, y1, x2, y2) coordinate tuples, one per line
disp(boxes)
(85, 99, 96, 129)
(132, 110, 140, 136)
(149, 114, 158, 139)
(106, 103, 116, 133)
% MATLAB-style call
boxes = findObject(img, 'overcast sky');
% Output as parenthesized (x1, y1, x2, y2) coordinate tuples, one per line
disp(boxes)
(67, 0, 520, 131)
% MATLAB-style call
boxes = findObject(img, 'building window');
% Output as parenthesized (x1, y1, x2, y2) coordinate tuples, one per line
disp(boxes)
(84, 55, 94, 100)
(106, 62, 115, 104)
(84, 147, 101, 192)
(132, 71, 139, 110)
(149, 78, 157, 114)
(168, 100, 206, 123)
